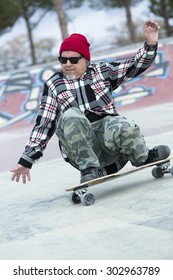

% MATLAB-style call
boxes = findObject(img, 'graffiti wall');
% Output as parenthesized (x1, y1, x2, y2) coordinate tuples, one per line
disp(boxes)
(0, 41, 172, 130)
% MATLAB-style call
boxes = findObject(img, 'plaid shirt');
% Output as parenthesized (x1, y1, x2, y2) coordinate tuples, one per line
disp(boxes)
(19, 42, 157, 167)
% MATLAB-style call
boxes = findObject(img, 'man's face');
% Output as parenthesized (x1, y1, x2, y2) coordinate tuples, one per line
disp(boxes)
(59, 51, 87, 79)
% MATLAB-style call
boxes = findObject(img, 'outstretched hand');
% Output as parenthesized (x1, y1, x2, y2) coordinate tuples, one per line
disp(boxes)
(11, 164, 31, 184)
(144, 20, 160, 45)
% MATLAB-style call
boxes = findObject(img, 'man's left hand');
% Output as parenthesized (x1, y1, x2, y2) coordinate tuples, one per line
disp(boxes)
(144, 20, 160, 45)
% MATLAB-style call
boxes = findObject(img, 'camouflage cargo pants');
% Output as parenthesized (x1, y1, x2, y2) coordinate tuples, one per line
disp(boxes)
(56, 108, 149, 170)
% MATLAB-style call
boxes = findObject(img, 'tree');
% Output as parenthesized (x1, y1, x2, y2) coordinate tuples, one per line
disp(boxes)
(0, 36, 30, 71)
(21, 0, 86, 62)
(34, 38, 56, 63)
(149, 0, 173, 37)
(88, 0, 141, 43)
(53, 0, 69, 39)
(0, 35, 56, 72)
(17, 0, 53, 65)
(0, 0, 53, 65)
(52, 0, 90, 40)
(0, 0, 76, 68)
(0, 0, 20, 35)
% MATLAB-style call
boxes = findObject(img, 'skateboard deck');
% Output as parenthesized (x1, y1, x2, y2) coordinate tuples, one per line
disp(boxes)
(66, 156, 173, 206)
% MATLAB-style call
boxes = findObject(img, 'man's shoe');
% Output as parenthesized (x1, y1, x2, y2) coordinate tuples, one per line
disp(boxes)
(80, 167, 98, 183)
(145, 145, 170, 165)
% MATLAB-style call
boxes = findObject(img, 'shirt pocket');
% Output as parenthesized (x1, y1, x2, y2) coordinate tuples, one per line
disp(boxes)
(57, 90, 77, 109)
(90, 80, 111, 103)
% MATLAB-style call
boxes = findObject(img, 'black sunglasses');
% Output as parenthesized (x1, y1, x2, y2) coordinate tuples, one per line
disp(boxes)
(58, 55, 83, 64)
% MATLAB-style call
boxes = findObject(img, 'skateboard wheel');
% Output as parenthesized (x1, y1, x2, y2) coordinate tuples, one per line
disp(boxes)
(69, 192, 81, 204)
(152, 167, 164, 178)
(170, 166, 173, 176)
(80, 193, 95, 206)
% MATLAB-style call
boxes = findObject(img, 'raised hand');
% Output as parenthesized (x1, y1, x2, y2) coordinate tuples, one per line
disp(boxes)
(144, 20, 160, 45)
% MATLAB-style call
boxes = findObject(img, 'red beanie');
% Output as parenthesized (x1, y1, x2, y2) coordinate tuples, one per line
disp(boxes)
(59, 33, 90, 61)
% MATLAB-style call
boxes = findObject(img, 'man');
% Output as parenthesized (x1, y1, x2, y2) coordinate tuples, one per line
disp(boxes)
(11, 20, 170, 184)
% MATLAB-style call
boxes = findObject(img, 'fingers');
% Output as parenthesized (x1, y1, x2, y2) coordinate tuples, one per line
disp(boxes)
(144, 20, 160, 31)
(16, 173, 21, 183)
(22, 171, 31, 184)
(11, 171, 16, 182)
(11, 171, 19, 182)
(10, 166, 31, 184)
(26, 171, 31, 182)
(144, 20, 160, 45)
(22, 173, 26, 184)
(11, 172, 30, 184)
(11, 172, 21, 183)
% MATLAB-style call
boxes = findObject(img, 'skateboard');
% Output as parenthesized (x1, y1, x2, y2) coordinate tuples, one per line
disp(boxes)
(66, 157, 173, 206)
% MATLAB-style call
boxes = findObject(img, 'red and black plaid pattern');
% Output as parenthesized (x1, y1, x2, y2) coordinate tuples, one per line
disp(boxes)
(18, 42, 157, 168)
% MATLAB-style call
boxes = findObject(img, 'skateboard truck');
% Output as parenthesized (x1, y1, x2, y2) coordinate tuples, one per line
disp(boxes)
(152, 161, 173, 178)
(69, 188, 95, 206)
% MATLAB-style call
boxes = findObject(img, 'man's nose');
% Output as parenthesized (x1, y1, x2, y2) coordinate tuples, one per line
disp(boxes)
(66, 59, 72, 65)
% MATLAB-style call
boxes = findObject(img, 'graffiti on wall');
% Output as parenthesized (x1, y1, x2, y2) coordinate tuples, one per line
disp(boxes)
(0, 47, 170, 129)
(0, 65, 59, 129)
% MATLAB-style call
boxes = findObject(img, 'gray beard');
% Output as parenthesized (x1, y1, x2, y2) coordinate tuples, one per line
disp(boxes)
(65, 74, 77, 80)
